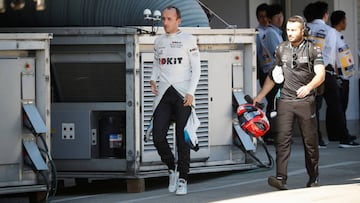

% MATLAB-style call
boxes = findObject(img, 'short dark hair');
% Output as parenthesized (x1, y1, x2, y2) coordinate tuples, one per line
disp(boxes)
(266, 4, 283, 19)
(164, 5, 181, 19)
(288, 15, 306, 29)
(303, 3, 315, 22)
(330, 10, 346, 26)
(312, 1, 328, 20)
(256, 3, 269, 18)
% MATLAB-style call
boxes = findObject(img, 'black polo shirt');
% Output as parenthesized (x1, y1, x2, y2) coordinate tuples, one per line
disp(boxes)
(272, 39, 324, 101)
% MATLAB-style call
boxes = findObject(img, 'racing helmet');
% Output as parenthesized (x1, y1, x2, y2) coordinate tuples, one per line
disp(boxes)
(237, 104, 270, 138)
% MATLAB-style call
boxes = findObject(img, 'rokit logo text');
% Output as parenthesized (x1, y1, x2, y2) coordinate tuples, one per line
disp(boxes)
(159, 57, 183, 65)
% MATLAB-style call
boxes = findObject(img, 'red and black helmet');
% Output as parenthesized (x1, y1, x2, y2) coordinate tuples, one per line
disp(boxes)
(237, 104, 270, 138)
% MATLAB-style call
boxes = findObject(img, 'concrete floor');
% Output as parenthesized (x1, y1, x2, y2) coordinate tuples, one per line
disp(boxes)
(46, 121, 360, 203)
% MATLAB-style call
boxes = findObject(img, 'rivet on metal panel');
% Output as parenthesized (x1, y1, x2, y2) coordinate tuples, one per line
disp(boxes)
(127, 101, 133, 107)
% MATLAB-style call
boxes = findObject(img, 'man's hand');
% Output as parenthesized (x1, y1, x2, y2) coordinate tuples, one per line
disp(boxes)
(253, 96, 263, 106)
(296, 85, 311, 98)
(183, 94, 193, 107)
(150, 80, 158, 95)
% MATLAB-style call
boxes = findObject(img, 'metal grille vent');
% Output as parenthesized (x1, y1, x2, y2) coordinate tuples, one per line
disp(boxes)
(141, 58, 209, 152)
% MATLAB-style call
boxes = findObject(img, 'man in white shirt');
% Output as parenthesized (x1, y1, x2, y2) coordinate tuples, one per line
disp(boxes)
(150, 6, 201, 195)
(330, 10, 359, 147)
(303, 2, 327, 148)
(307, 1, 358, 147)
(259, 3, 284, 145)
(263, 3, 284, 73)
(256, 3, 270, 83)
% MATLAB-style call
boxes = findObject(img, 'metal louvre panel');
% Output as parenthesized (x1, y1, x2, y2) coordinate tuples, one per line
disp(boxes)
(194, 62, 209, 147)
(142, 60, 175, 151)
(141, 58, 209, 152)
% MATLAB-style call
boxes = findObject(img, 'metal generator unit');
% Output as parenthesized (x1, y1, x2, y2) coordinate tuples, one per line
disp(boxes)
(46, 27, 259, 190)
(0, 33, 52, 199)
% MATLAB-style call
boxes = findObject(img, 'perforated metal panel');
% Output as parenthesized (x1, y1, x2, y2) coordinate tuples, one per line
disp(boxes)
(140, 53, 209, 162)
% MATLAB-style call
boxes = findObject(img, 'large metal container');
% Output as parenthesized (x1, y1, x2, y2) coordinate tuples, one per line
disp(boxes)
(0, 33, 52, 198)
(3, 27, 259, 192)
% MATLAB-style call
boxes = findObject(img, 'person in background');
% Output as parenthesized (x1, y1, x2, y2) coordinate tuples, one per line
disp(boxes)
(150, 5, 201, 195)
(256, 3, 269, 35)
(306, 1, 359, 147)
(330, 10, 359, 147)
(256, 3, 270, 84)
(303, 2, 327, 148)
(259, 3, 284, 145)
(254, 15, 325, 190)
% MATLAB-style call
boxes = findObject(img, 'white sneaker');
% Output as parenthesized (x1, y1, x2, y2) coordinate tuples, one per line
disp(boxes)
(168, 170, 178, 192)
(176, 178, 187, 195)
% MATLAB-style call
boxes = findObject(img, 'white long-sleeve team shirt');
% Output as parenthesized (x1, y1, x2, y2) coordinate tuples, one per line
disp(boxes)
(307, 19, 337, 68)
(151, 30, 201, 108)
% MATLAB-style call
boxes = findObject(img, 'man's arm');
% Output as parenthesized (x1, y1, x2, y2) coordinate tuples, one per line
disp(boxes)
(187, 36, 201, 96)
(312, 63, 326, 88)
(322, 27, 337, 68)
(296, 43, 325, 98)
(264, 29, 282, 60)
(253, 75, 275, 105)
(254, 43, 282, 104)
(184, 36, 201, 106)
(150, 38, 160, 95)
(296, 63, 325, 98)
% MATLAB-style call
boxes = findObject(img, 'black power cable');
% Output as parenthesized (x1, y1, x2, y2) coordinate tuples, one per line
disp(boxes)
(23, 113, 57, 202)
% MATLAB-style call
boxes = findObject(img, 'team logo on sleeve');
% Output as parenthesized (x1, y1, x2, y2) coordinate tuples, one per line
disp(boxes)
(190, 47, 198, 52)
(190, 47, 199, 57)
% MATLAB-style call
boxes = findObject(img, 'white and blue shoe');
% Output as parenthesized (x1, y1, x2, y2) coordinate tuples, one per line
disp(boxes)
(176, 178, 187, 195)
(168, 170, 179, 192)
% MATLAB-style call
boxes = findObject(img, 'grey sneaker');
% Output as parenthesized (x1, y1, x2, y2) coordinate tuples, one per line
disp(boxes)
(268, 176, 288, 190)
(176, 178, 187, 195)
(168, 170, 179, 193)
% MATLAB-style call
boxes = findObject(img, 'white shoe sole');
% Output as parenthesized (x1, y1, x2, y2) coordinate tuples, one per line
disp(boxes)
(339, 144, 360, 148)
(176, 191, 187, 195)
(169, 186, 177, 193)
